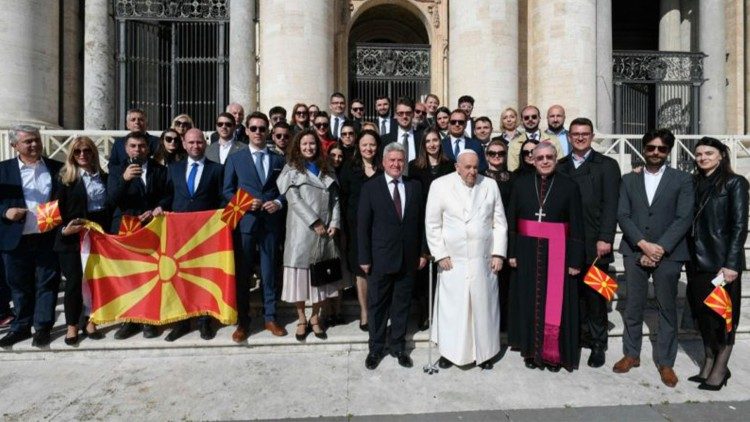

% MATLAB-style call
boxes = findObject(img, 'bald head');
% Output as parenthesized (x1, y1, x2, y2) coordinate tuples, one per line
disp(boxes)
(183, 128, 207, 159)
(547, 104, 566, 133)
(455, 150, 479, 187)
(226, 103, 245, 126)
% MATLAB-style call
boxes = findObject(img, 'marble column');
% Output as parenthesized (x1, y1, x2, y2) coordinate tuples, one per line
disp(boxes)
(83, 0, 115, 129)
(596, 0, 613, 133)
(259, 0, 333, 113)
(746, 0, 750, 133)
(527, 0, 597, 123)
(61, 0, 83, 129)
(659, 0, 682, 51)
(448, 0, 518, 130)
(680, 0, 698, 52)
(229, 1, 256, 113)
(699, 0, 726, 133)
(0, 0, 60, 128)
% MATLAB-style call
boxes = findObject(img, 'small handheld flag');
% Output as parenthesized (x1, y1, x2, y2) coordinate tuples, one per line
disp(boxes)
(221, 189, 254, 230)
(36, 200, 62, 233)
(583, 260, 618, 301)
(704, 285, 733, 333)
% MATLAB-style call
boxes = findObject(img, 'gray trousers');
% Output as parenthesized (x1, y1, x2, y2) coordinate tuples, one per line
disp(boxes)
(622, 257, 683, 367)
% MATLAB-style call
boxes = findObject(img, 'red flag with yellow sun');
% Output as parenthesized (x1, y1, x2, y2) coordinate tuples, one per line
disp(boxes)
(36, 200, 62, 233)
(583, 264, 618, 301)
(82, 209, 238, 325)
(704, 285, 733, 333)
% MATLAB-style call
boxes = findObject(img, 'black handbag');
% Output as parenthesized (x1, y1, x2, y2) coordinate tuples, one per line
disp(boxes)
(310, 236, 342, 287)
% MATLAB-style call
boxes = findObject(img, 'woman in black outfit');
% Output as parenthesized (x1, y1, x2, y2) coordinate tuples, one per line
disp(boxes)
(434, 106, 451, 139)
(513, 139, 537, 176)
(338, 129, 382, 330)
(483, 139, 514, 207)
(687, 137, 749, 390)
(153, 129, 186, 166)
(55, 136, 112, 345)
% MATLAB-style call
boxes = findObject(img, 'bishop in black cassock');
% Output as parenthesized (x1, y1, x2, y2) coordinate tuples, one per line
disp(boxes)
(507, 146, 585, 371)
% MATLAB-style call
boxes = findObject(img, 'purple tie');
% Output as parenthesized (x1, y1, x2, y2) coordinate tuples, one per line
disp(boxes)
(392, 179, 402, 220)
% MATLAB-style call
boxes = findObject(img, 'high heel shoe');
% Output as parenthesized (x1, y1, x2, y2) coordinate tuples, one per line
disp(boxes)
(687, 374, 707, 383)
(698, 370, 731, 391)
(84, 326, 104, 340)
(295, 322, 309, 342)
(309, 318, 327, 340)
(64, 334, 79, 346)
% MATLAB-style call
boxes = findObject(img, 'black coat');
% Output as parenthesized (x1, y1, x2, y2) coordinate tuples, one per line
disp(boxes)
(558, 150, 621, 265)
(688, 174, 749, 272)
(407, 160, 455, 206)
(107, 159, 171, 234)
(54, 174, 113, 252)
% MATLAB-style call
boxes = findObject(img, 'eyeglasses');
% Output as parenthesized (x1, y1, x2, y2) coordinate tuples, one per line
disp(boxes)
(271, 116, 283, 122)
(522, 115, 539, 121)
(534, 154, 556, 162)
(570, 132, 592, 139)
(522, 149, 535, 156)
(644, 144, 669, 153)
(273, 133, 290, 140)
(486, 150, 506, 158)
(248, 126, 267, 133)
(314, 123, 329, 129)
(163, 136, 178, 143)
(175, 120, 191, 127)
(73, 148, 93, 156)
(449, 120, 466, 126)
(396, 111, 412, 117)
(341, 131, 355, 137)
(216, 121, 234, 128)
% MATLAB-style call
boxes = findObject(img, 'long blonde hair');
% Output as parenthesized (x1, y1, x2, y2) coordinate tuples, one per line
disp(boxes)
(60, 136, 104, 186)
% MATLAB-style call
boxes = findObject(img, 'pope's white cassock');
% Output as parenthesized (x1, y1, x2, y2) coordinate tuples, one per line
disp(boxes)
(425, 172, 508, 365)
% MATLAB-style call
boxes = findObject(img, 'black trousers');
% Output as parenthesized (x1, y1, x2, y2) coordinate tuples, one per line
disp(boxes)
(367, 270, 415, 354)
(578, 263, 610, 349)
(59, 251, 85, 326)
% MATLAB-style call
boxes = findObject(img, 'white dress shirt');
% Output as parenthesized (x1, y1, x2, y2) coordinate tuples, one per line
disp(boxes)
(644, 164, 666, 205)
(80, 169, 106, 212)
(139, 161, 149, 187)
(378, 116, 392, 135)
(384, 173, 405, 217)
(396, 127, 417, 162)
(18, 158, 51, 235)
(219, 139, 232, 164)
(248, 144, 270, 180)
(571, 148, 592, 169)
(185, 157, 206, 191)
(450, 136, 466, 156)
(331, 115, 344, 139)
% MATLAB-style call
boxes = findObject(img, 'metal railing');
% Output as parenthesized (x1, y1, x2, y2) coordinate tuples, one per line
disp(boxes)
(2, 130, 750, 177)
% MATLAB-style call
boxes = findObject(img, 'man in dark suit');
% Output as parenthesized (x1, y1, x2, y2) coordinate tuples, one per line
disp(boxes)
(206, 112, 248, 165)
(108, 108, 160, 168)
(381, 97, 424, 173)
(441, 109, 488, 171)
(358, 142, 428, 370)
(223, 111, 288, 342)
(457, 95, 476, 138)
(210, 103, 249, 145)
(164, 128, 225, 342)
(0, 125, 63, 348)
(349, 98, 365, 134)
(375, 95, 397, 136)
(614, 129, 693, 388)
(107, 131, 172, 339)
(557, 117, 621, 368)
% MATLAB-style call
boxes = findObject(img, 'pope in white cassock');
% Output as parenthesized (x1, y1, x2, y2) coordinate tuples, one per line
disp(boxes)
(425, 150, 508, 369)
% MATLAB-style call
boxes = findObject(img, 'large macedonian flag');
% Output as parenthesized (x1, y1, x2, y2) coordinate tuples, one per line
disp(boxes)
(82, 210, 237, 325)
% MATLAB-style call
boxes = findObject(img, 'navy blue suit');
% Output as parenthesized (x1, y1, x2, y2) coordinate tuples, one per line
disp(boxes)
(442, 135, 488, 172)
(108, 134, 160, 168)
(223, 148, 286, 326)
(168, 159, 224, 212)
(107, 158, 171, 234)
(0, 157, 63, 334)
(357, 174, 424, 354)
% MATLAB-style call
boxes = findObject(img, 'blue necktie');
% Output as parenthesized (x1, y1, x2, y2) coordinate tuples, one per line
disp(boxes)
(255, 151, 266, 185)
(187, 162, 198, 197)
(454, 139, 460, 158)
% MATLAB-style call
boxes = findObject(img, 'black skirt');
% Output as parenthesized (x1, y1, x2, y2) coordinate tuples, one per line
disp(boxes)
(686, 268, 741, 346)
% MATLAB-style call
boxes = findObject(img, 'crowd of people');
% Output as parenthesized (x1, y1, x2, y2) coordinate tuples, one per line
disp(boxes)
(0, 92, 746, 393)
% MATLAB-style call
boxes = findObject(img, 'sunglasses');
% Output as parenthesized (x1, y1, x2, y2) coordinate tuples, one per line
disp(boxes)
(314, 123, 329, 129)
(414, 110, 425, 115)
(341, 131, 355, 137)
(449, 119, 466, 126)
(522, 115, 539, 121)
(216, 121, 234, 128)
(486, 150, 506, 158)
(351, 107, 364, 112)
(396, 111, 412, 117)
(274, 133, 290, 140)
(295, 111, 308, 116)
(73, 148, 93, 156)
(645, 144, 669, 153)
(163, 136, 178, 143)
(522, 150, 535, 156)
(534, 154, 556, 162)
(175, 120, 191, 127)
(248, 125, 267, 133)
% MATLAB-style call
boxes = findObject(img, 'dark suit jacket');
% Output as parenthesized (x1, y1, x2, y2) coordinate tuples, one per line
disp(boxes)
(0, 157, 63, 251)
(381, 128, 424, 162)
(108, 134, 160, 168)
(168, 159, 225, 212)
(617, 166, 694, 261)
(53, 174, 113, 252)
(205, 139, 247, 165)
(558, 150, 621, 265)
(357, 175, 424, 274)
(222, 148, 287, 234)
(441, 135, 488, 171)
(210, 124, 249, 145)
(376, 116, 398, 135)
(107, 158, 171, 234)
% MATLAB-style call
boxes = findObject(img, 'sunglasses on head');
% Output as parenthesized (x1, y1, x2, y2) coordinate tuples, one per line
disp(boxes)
(248, 125, 267, 133)
(645, 144, 669, 153)
(314, 123, 329, 129)
(216, 121, 234, 128)
(486, 150, 506, 158)
(163, 136, 178, 143)
(449, 119, 466, 126)
(522, 115, 539, 121)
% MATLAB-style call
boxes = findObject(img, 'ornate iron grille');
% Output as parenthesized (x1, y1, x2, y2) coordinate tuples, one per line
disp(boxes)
(613, 51, 705, 137)
(350, 43, 431, 121)
(115, 0, 229, 130)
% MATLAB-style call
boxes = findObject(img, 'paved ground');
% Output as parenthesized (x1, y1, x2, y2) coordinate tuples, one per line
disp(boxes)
(0, 335, 748, 421)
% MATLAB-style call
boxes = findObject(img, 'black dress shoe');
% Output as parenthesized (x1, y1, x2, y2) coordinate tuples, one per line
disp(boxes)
(142, 324, 159, 339)
(524, 358, 539, 369)
(359, 323, 369, 332)
(64, 334, 79, 346)
(438, 357, 453, 369)
(199, 321, 215, 340)
(164, 323, 189, 342)
(417, 318, 430, 332)
(546, 364, 561, 372)
(587, 348, 606, 368)
(114, 323, 141, 340)
(32, 329, 51, 347)
(365, 352, 382, 370)
(84, 329, 104, 340)
(0, 331, 32, 347)
(391, 351, 413, 368)
(478, 360, 494, 370)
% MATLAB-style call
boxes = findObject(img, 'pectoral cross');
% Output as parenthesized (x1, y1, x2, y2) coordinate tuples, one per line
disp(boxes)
(535, 208, 546, 222)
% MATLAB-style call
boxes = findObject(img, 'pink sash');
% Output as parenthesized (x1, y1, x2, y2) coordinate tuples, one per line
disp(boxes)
(518, 218, 568, 364)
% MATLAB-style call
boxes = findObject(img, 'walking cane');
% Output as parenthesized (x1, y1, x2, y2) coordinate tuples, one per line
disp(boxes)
(423, 256, 439, 374)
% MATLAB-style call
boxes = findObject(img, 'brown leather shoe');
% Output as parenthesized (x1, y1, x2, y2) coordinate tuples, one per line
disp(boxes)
(658, 365, 678, 388)
(265, 321, 288, 337)
(232, 326, 248, 343)
(612, 355, 641, 373)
